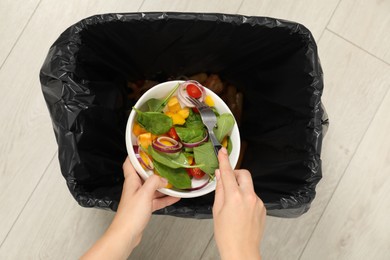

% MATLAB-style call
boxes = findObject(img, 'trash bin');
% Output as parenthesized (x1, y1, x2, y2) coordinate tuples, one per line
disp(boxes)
(40, 12, 327, 218)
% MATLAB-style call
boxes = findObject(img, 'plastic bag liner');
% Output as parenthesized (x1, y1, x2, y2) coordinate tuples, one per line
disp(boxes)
(40, 12, 327, 218)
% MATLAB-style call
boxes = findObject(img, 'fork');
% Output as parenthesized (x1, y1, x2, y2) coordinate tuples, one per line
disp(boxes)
(186, 96, 222, 157)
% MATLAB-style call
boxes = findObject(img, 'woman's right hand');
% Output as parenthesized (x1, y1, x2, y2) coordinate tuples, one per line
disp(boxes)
(213, 147, 266, 260)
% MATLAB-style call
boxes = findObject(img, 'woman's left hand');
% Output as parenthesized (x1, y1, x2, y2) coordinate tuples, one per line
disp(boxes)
(81, 157, 180, 260)
(115, 157, 181, 245)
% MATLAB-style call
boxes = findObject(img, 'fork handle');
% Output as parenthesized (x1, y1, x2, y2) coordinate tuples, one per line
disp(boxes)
(208, 130, 222, 157)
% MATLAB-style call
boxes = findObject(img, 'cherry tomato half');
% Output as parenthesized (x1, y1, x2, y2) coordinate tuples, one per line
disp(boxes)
(186, 167, 206, 179)
(186, 160, 206, 179)
(186, 84, 202, 99)
(167, 127, 180, 141)
(192, 107, 200, 114)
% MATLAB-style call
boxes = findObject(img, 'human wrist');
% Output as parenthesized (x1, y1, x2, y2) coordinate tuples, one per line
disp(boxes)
(81, 220, 138, 260)
(113, 212, 140, 235)
(106, 215, 139, 252)
(219, 246, 261, 260)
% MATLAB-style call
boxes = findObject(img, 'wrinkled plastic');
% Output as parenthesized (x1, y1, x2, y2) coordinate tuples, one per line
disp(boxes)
(40, 12, 326, 218)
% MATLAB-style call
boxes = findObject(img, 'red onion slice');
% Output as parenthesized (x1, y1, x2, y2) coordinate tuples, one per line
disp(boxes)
(135, 145, 154, 170)
(152, 136, 183, 153)
(177, 80, 206, 107)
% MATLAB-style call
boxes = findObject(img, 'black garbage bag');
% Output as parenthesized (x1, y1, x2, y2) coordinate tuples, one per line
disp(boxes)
(40, 12, 327, 218)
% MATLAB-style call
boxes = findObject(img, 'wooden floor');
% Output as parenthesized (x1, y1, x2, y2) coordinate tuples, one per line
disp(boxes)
(1, 1, 390, 259)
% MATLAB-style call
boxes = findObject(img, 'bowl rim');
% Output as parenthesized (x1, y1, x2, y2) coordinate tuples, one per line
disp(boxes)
(125, 80, 240, 198)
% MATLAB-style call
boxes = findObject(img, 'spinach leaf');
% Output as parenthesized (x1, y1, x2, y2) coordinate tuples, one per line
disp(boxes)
(134, 108, 172, 135)
(184, 147, 193, 153)
(175, 127, 205, 143)
(146, 98, 162, 112)
(214, 113, 235, 142)
(193, 141, 218, 178)
(148, 146, 203, 169)
(185, 109, 204, 129)
(145, 83, 180, 112)
(153, 160, 191, 189)
(227, 136, 233, 155)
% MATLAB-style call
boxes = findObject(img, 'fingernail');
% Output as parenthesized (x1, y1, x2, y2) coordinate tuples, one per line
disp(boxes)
(215, 170, 220, 181)
(220, 147, 228, 155)
(160, 177, 168, 184)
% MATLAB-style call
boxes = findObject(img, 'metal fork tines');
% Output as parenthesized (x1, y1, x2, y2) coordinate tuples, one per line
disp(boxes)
(186, 96, 222, 157)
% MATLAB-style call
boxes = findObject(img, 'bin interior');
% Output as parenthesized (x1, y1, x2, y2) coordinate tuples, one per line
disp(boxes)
(61, 15, 321, 212)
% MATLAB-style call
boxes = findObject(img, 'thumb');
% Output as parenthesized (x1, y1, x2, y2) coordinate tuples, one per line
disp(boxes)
(140, 174, 168, 199)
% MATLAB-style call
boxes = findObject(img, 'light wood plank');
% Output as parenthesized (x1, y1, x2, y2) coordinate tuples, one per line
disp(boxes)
(237, 0, 340, 40)
(0, 0, 41, 66)
(139, 0, 243, 13)
(201, 29, 390, 260)
(0, 0, 144, 245)
(139, 0, 340, 40)
(0, 157, 115, 260)
(328, 0, 390, 63)
(301, 82, 390, 260)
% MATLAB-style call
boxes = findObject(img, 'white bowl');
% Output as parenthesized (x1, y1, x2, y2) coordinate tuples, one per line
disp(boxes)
(125, 80, 241, 198)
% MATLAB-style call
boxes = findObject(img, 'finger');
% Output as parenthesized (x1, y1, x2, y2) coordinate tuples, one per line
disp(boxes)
(213, 169, 224, 213)
(140, 174, 168, 199)
(152, 196, 181, 211)
(122, 157, 142, 189)
(217, 147, 238, 191)
(153, 191, 166, 199)
(234, 169, 255, 192)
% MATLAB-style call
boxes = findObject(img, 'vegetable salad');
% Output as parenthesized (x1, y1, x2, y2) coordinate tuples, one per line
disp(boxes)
(132, 81, 235, 190)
